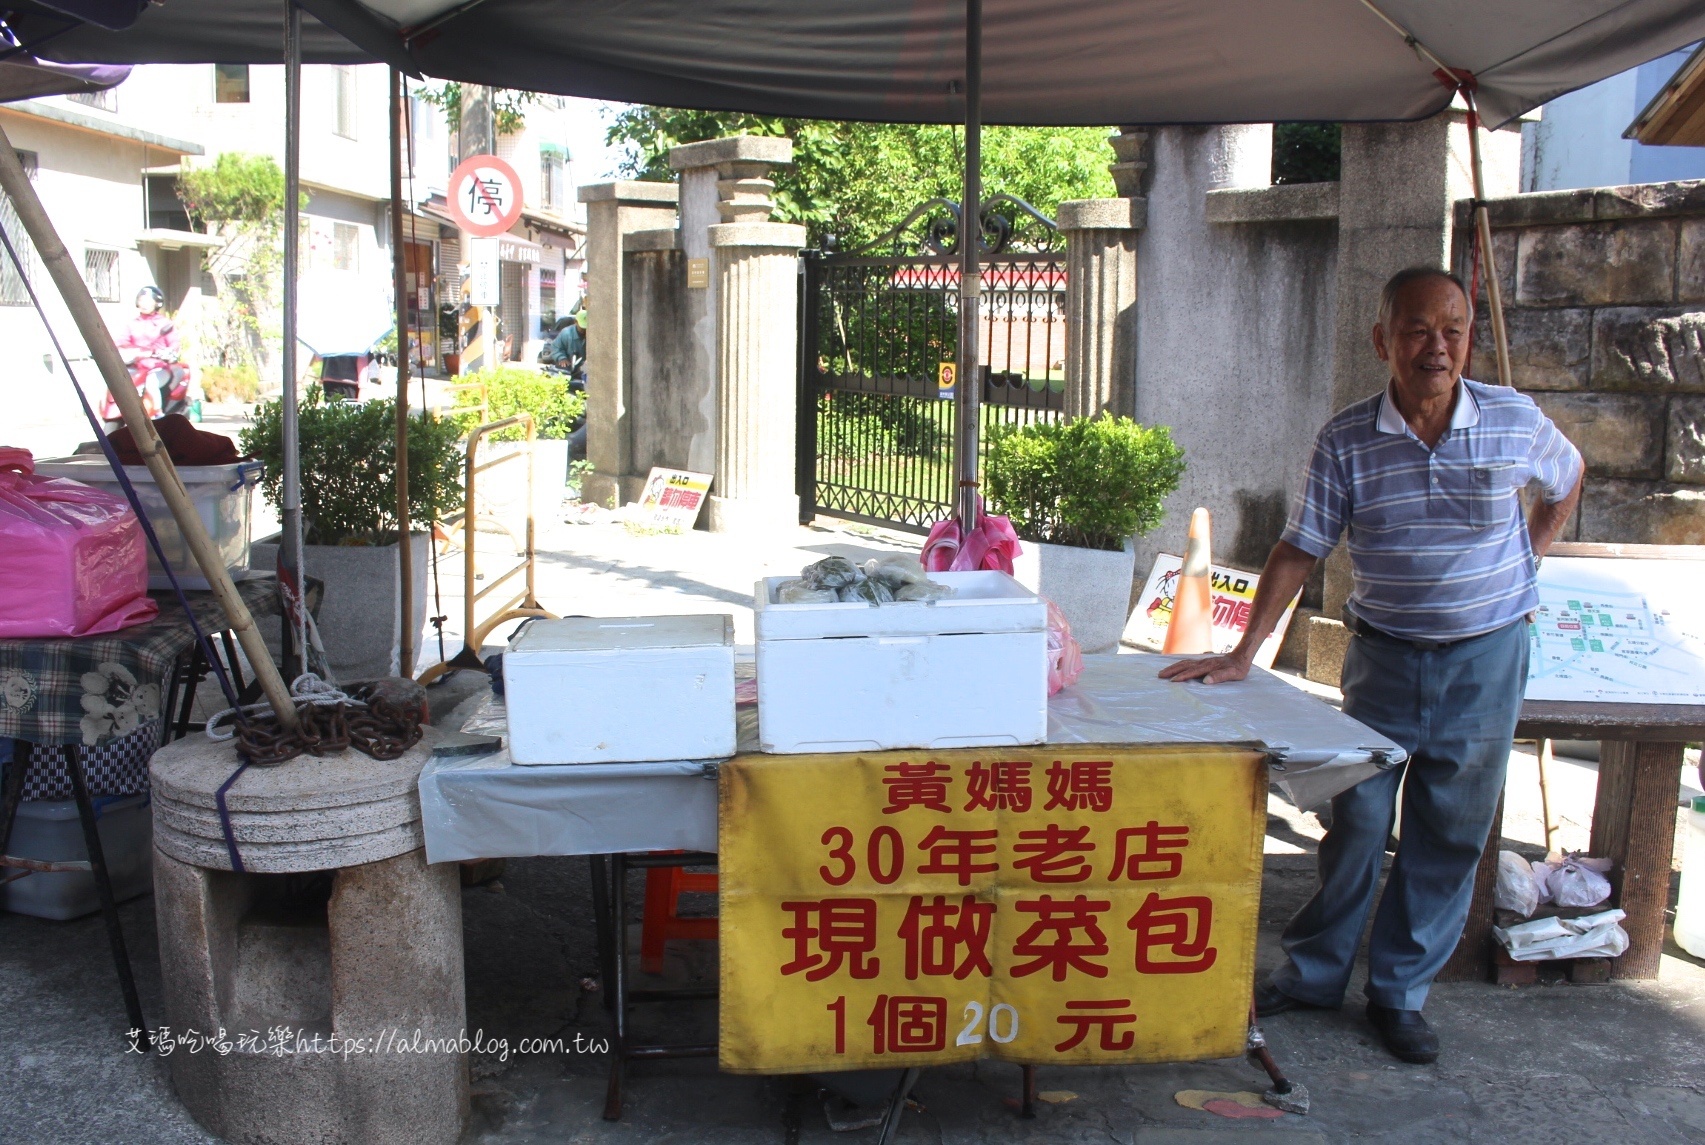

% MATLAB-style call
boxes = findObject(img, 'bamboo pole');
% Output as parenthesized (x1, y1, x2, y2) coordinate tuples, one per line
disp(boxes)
(280, 0, 306, 675)
(390, 67, 415, 676)
(954, 0, 983, 531)
(0, 124, 298, 729)
(1462, 90, 1513, 388)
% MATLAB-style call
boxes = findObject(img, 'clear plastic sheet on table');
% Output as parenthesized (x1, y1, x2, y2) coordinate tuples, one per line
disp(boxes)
(418, 652, 1402, 862)
(1048, 654, 1405, 810)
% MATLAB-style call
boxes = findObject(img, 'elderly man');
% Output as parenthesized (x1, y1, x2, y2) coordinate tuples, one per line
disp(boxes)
(1162, 266, 1583, 1064)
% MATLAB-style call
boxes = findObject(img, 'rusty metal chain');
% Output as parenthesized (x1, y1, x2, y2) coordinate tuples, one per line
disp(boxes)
(221, 677, 427, 767)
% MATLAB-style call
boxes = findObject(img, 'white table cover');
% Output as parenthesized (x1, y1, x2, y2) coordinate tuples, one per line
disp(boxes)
(418, 652, 1404, 863)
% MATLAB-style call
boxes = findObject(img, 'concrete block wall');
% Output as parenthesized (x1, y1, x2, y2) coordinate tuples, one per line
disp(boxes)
(1457, 180, 1705, 545)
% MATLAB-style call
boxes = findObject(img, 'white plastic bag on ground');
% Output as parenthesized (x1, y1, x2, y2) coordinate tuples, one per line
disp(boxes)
(1493, 908, 1629, 961)
(1495, 850, 1540, 918)
(1548, 854, 1613, 908)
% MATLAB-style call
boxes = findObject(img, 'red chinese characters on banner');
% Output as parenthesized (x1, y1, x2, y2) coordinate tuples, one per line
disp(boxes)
(882, 761, 953, 814)
(1009, 895, 1112, 980)
(1012, 823, 1095, 883)
(915, 826, 1001, 885)
(1042, 760, 1114, 811)
(780, 898, 881, 980)
(868, 994, 948, 1053)
(964, 761, 1032, 811)
(1108, 821, 1191, 881)
(1128, 892, 1217, 973)
(899, 894, 995, 980)
(1054, 999, 1139, 1051)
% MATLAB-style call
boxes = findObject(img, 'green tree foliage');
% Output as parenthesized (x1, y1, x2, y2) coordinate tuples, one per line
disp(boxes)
(242, 386, 465, 544)
(451, 364, 586, 441)
(176, 152, 289, 227)
(606, 108, 1117, 248)
(984, 417, 1185, 551)
(176, 153, 302, 375)
(1272, 123, 1341, 185)
(417, 83, 540, 136)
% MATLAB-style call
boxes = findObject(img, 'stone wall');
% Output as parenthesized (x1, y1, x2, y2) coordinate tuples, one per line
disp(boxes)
(1457, 180, 1705, 544)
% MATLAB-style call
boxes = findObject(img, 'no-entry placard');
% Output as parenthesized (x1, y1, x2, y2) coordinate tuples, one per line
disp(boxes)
(718, 746, 1265, 1073)
(448, 154, 524, 237)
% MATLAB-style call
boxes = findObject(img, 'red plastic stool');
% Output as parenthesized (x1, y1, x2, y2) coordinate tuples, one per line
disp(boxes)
(640, 859, 718, 974)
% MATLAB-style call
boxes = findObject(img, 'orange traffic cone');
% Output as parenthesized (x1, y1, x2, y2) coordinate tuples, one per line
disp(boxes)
(1163, 507, 1215, 654)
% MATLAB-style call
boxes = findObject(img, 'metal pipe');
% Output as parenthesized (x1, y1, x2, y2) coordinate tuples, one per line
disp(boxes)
(0, 122, 298, 728)
(954, 0, 983, 532)
(281, 0, 305, 677)
(390, 67, 415, 676)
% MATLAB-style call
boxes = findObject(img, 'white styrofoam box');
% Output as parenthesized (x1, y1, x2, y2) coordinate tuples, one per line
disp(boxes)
(34, 456, 262, 590)
(0, 795, 153, 920)
(503, 614, 737, 764)
(754, 571, 1048, 753)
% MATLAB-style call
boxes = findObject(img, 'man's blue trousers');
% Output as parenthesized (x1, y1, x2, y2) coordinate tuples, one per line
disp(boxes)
(1269, 617, 1527, 1011)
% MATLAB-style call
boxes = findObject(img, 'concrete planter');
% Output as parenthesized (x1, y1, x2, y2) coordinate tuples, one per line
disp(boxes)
(1011, 537, 1137, 655)
(252, 532, 430, 680)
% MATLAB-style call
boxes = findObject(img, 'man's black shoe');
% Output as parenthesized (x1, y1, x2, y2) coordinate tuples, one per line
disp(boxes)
(1365, 1002, 1440, 1064)
(1254, 981, 1329, 1017)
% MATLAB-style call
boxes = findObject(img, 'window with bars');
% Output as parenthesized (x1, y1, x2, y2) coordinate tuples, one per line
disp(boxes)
(84, 248, 120, 302)
(333, 67, 357, 139)
(214, 63, 250, 104)
(0, 152, 39, 305)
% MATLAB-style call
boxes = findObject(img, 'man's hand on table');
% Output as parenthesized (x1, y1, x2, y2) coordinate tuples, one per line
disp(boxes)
(1158, 649, 1253, 685)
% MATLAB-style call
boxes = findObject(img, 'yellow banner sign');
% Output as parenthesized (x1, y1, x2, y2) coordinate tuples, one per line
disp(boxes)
(719, 746, 1266, 1073)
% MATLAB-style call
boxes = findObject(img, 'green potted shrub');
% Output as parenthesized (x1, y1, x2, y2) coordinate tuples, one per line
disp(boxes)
(985, 416, 1184, 653)
(244, 386, 463, 679)
(453, 364, 587, 518)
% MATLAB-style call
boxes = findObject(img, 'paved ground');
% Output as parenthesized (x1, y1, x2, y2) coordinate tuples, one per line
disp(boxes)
(6, 448, 1705, 1143)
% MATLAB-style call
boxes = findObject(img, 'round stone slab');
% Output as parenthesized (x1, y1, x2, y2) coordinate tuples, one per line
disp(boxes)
(149, 727, 437, 873)
(153, 818, 424, 874)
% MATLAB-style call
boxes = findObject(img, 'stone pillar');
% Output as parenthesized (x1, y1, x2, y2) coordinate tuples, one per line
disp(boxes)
(704, 162, 806, 532)
(667, 135, 795, 475)
(1306, 109, 1520, 684)
(1060, 197, 1144, 418)
(576, 180, 679, 508)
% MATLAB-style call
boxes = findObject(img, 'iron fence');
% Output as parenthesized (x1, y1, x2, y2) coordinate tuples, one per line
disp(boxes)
(800, 242, 1066, 533)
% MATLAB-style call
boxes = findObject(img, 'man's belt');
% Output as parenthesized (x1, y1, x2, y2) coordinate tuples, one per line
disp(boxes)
(1341, 610, 1471, 654)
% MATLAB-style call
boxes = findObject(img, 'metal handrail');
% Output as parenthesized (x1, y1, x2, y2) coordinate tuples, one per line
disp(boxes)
(417, 412, 555, 685)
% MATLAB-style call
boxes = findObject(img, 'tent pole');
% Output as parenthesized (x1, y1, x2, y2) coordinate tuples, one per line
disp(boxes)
(0, 126, 299, 730)
(280, 0, 306, 676)
(1461, 89, 1512, 387)
(389, 67, 414, 677)
(954, 0, 983, 531)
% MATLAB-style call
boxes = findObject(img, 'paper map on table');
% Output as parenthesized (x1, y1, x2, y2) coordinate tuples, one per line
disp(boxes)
(1525, 556, 1705, 704)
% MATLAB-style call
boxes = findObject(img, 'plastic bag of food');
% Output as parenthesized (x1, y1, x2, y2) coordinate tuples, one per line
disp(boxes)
(776, 578, 839, 604)
(838, 577, 895, 604)
(896, 580, 954, 602)
(1548, 854, 1613, 908)
(800, 555, 859, 589)
(1045, 599, 1084, 695)
(0, 447, 158, 637)
(1495, 850, 1540, 918)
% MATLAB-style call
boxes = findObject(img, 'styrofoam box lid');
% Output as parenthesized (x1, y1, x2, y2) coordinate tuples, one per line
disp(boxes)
(508, 614, 734, 656)
(34, 456, 261, 487)
(755, 570, 1046, 640)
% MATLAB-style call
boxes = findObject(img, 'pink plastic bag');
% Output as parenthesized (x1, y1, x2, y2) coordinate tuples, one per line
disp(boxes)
(922, 510, 1023, 574)
(1046, 599, 1085, 695)
(0, 447, 157, 638)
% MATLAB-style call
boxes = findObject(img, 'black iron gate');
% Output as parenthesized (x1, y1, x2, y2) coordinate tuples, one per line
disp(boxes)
(797, 197, 1066, 533)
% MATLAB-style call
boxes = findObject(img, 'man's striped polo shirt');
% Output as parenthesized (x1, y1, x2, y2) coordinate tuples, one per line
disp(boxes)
(1280, 377, 1583, 642)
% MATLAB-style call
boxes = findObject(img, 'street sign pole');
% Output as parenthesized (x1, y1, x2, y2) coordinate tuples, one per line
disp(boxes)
(456, 85, 497, 374)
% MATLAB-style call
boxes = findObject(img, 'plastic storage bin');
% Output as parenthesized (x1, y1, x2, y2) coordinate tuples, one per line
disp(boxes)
(32, 456, 261, 590)
(1675, 796, 1705, 958)
(503, 614, 737, 764)
(0, 794, 154, 920)
(754, 570, 1048, 754)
